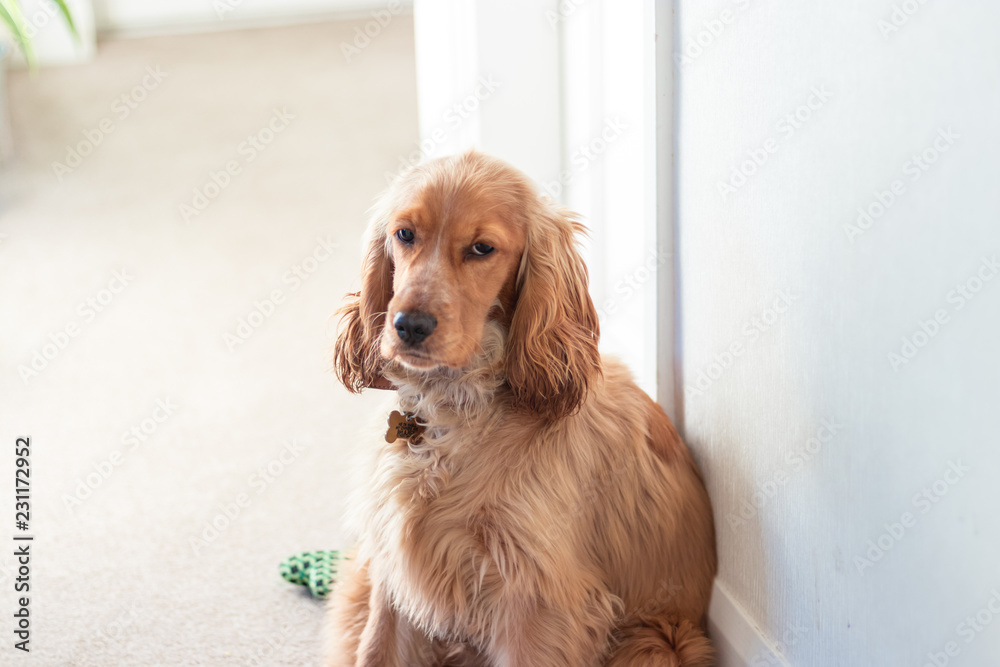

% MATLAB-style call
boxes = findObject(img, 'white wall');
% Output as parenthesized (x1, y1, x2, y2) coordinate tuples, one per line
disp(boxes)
(676, 1, 1000, 664)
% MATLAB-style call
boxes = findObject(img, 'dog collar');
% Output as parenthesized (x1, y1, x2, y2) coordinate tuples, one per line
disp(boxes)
(370, 376, 396, 391)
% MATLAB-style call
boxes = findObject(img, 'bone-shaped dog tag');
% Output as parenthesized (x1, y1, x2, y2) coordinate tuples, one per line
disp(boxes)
(385, 410, 424, 444)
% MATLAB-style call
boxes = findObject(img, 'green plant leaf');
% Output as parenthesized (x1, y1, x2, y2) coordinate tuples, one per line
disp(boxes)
(0, 0, 37, 66)
(51, 0, 78, 41)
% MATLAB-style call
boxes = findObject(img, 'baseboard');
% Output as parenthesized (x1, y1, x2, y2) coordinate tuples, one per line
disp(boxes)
(708, 580, 791, 667)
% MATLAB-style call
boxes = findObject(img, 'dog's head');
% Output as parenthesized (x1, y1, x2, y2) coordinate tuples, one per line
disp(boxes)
(334, 151, 600, 419)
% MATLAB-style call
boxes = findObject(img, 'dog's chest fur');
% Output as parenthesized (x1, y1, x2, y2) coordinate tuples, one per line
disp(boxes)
(362, 381, 536, 645)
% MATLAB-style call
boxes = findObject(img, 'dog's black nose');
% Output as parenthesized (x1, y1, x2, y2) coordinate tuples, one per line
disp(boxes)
(393, 311, 437, 345)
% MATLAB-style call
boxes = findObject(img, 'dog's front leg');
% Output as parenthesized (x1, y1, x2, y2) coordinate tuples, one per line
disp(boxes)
(325, 559, 435, 666)
(356, 581, 438, 667)
(325, 557, 373, 667)
(355, 587, 401, 667)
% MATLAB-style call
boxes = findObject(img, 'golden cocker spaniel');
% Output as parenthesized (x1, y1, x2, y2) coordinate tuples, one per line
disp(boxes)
(328, 151, 717, 666)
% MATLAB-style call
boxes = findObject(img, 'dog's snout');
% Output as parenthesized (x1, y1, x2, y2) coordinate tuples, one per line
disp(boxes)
(393, 310, 437, 345)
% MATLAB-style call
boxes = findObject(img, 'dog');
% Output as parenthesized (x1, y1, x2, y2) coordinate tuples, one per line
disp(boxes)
(327, 151, 717, 666)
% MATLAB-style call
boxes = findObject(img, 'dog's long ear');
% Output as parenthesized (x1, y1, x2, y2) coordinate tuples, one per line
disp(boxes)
(505, 207, 600, 420)
(334, 226, 393, 392)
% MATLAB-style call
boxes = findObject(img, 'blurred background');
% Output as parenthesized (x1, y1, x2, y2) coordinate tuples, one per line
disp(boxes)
(1, 1, 998, 665)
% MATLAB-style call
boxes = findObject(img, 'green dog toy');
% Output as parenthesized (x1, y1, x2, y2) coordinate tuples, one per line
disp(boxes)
(279, 550, 348, 599)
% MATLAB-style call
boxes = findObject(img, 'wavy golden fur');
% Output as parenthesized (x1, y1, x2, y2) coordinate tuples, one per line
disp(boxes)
(327, 151, 717, 666)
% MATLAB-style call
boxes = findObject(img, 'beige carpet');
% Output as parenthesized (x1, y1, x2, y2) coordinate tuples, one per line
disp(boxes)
(0, 15, 416, 666)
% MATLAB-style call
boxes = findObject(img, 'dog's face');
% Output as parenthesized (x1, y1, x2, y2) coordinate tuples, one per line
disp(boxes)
(335, 151, 601, 419)
(381, 184, 526, 370)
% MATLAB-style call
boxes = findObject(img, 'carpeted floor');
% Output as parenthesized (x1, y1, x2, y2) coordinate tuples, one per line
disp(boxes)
(0, 15, 416, 666)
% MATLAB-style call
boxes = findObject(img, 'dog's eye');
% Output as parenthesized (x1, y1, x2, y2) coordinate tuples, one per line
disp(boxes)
(471, 243, 494, 257)
(395, 228, 415, 244)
